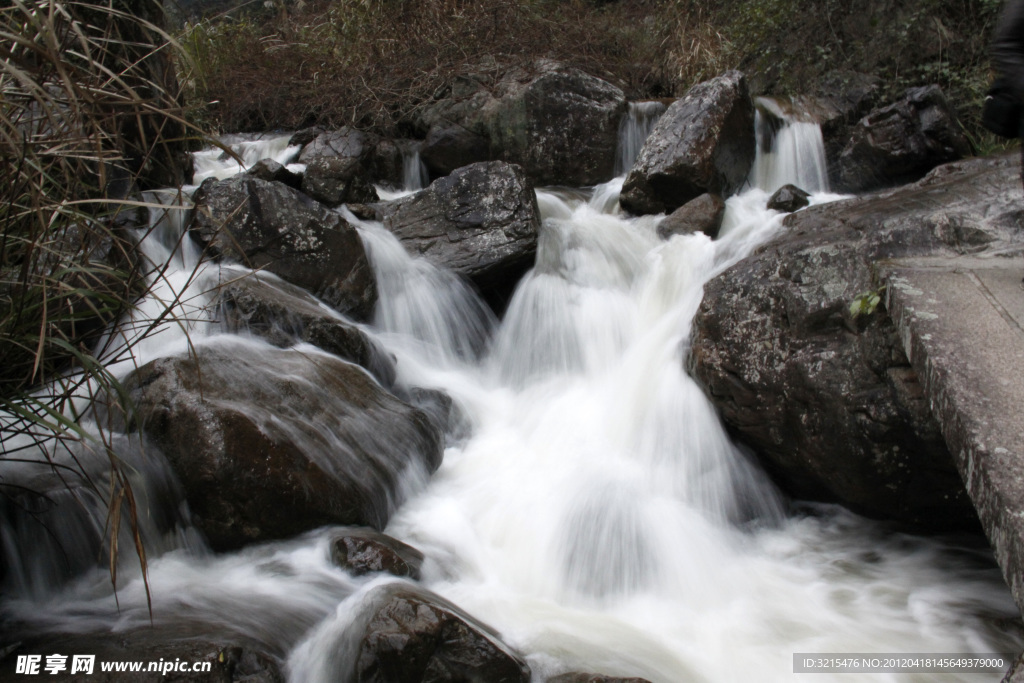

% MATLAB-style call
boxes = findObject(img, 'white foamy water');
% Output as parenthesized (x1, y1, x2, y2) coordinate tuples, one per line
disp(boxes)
(1, 123, 1020, 683)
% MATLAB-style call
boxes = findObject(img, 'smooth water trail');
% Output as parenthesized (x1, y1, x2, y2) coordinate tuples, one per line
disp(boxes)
(615, 101, 667, 176)
(1, 120, 1021, 683)
(751, 97, 830, 194)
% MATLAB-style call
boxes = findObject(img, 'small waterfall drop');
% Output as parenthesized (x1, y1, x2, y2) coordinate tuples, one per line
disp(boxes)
(615, 101, 667, 176)
(401, 145, 430, 192)
(751, 97, 830, 194)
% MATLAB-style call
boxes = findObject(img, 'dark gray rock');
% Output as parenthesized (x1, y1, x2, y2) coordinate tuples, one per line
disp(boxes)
(246, 158, 302, 189)
(188, 175, 377, 320)
(834, 85, 972, 193)
(766, 184, 810, 213)
(656, 193, 726, 240)
(116, 341, 443, 551)
(301, 156, 379, 207)
(620, 71, 755, 216)
(418, 61, 626, 186)
(350, 584, 531, 683)
(380, 161, 541, 293)
(330, 527, 424, 580)
(217, 271, 395, 386)
(297, 127, 402, 187)
(689, 153, 1024, 529)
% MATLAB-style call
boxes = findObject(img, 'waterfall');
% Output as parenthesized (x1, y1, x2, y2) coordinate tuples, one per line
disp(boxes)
(615, 101, 667, 177)
(751, 97, 830, 194)
(1, 124, 1020, 683)
(401, 145, 430, 192)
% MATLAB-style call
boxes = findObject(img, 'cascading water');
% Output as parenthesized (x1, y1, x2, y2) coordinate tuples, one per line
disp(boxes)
(1, 117, 1021, 683)
(615, 101, 667, 176)
(751, 97, 830, 195)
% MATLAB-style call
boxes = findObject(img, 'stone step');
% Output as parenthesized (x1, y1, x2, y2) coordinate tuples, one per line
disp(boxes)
(881, 256, 1024, 616)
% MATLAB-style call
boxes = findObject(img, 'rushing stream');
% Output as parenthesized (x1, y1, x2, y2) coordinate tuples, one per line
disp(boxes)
(1, 104, 1022, 682)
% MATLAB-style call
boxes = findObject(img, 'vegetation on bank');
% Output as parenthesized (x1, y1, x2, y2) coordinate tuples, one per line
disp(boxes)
(180, 0, 1008, 147)
(1, 0, 200, 591)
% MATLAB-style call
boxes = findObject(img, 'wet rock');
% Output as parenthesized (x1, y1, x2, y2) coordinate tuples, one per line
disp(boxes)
(297, 127, 402, 187)
(418, 61, 626, 186)
(301, 156, 379, 207)
(117, 340, 443, 550)
(689, 153, 1024, 528)
(217, 270, 395, 386)
(656, 193, 726, 240)
(834, 85, 971, 193)
(330, 527, 424, 579)
(188, 175, 377, 320)
(245, 158, 302, 189)
(767, 184, 810, 213)
(620, 71, 755, 216)
(380, 161, 541, 295)
(2, 630, 282, 682)
(350, 584, 531, 683)
(548, 674, 652, 683)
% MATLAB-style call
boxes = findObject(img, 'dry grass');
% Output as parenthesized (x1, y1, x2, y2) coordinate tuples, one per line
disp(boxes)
(1, 0, 205, 600)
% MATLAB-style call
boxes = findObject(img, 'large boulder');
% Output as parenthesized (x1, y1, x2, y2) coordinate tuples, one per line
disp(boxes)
(418, 61, 626, 186)
(216, 270, 396, 387)
(689, 153, 1024, 529)
(348, 584, 531, 683)
(115, 340, 443, 551)
(834, 85, 971, 193)
(189, 175, 377, 320)
(620, 71, 755, 216)
(380, 161, 541, 294)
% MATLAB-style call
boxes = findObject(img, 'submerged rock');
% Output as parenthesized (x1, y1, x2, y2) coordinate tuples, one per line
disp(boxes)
(117, 340, 443, 551)
(689, 153, 1024, 528)
(834, 85, 971, 193)
(349, 584, 531, 683)
(380, 161, 541, 295)
(330, 527, 424, 580)
(217, 270, 395, 386)
(418, 61, 626, 186)
(656, 193, 726, 240)
(189, 175, 377, 320)
(766, 184, 810, 213)
(620, 71, 755, 216)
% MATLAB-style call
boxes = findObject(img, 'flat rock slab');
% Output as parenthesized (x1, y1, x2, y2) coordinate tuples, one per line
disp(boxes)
(882, 256, 1024, 612)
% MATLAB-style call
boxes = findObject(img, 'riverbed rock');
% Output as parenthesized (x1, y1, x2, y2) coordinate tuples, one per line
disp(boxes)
(330, 527, 424, 579)
(216, 270, 395, 386)
(188, 175, 377, 320)
(301, 156, 379, 207)
(246, 158, 302, 189)
(689, 153, 1024, 528)
(766, 184, 810, 213)
(620, 71, 755, 216)
(656, 193, 726, 240)
(834, 85, 971, 193)
(418, 61, 626, 186)
(117, 340, 443, 551)
(380, 161, 541, 294)
(296, 128, 405, 188)
(350, 584, 531, 683)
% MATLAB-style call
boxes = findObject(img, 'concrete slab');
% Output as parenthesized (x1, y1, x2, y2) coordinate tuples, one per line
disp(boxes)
(881, 256, 1024, 613)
